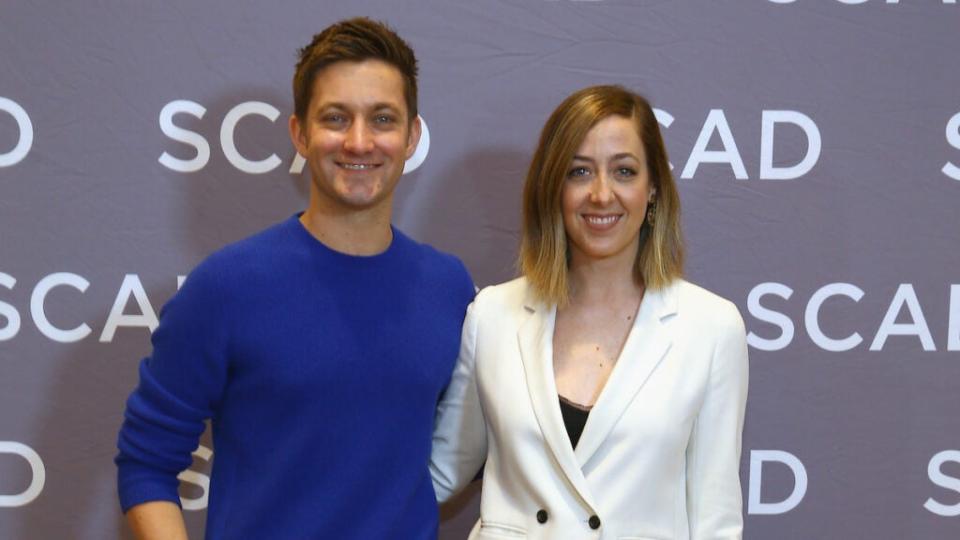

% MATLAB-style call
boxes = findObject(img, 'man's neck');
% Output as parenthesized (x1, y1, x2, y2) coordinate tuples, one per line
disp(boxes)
(299, 200, 394, 256)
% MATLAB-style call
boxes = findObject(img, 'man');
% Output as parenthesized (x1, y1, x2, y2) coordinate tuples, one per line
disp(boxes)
(116, 18, 474, 539)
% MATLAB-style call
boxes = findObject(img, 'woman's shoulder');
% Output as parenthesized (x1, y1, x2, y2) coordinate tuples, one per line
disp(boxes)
(472, 276, 534, 314)
(670, 279, 744, 333)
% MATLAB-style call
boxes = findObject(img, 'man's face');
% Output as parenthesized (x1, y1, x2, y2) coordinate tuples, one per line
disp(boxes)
(290, 60, 421, 213)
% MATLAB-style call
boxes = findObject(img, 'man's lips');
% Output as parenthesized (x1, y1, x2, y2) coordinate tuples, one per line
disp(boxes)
(337, 161, 381, 170)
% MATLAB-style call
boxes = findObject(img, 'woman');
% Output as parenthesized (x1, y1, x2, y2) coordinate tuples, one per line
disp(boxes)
(431, 85, 748, 540)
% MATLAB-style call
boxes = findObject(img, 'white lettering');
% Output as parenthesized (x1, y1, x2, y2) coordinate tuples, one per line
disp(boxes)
(30, 273, 91, 343)
(100, 274, 159, 342)
(178, 445, 212, 511)
(158, 100, 210, 173)
(747, 282, 794, 351)
(653, 108, 674, 129)
(0, 97, 34, 168)
(870, 284, 935, 351)
(943, 112, 960, 181)
(949, 285, 959, 351)
(654, 108, 675, 170)
(159, 100, 433, 175)
(289, 151, 306, 174)
(760, 110, 821, 180)
(924, 450, 960, 517)
(0, 272, 20, 341)
(747, 282, 955, 352)
(220, 101, 282, 174)
(0, 442, 45, 507)
(681, 109, 748, 179)
(805, 283, 864, 351)
(402, 116, 430, 174)
(748, 450, 807, 515)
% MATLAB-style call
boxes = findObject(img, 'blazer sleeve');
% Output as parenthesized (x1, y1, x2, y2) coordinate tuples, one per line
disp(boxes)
(686, 301, 749, 540)
(430, 299, 488, 503)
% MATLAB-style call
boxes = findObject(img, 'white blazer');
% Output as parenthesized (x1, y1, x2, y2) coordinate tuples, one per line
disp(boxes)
(431, 277, 748, 540)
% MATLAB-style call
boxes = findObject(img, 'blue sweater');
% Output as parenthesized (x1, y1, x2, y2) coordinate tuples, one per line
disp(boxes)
(116, 215, 474, 539)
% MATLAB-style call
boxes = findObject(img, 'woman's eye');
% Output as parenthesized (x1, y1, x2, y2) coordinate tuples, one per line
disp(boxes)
(616, 167, 637, 177)
(567, 166, 590, 178)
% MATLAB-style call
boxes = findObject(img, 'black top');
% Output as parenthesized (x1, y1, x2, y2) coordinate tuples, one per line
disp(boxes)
(558, 396, 592, 449)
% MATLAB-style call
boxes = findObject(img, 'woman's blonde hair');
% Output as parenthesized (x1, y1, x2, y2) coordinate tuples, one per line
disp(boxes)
(519, 85, 684, 306)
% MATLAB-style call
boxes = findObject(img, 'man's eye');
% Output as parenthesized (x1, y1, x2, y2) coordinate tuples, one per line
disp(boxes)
(374, 114, 397, 125)
(322, 114, 346, 124)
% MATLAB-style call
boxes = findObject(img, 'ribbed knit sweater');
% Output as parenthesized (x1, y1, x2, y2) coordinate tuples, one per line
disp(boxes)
(116, 215, 474, 539)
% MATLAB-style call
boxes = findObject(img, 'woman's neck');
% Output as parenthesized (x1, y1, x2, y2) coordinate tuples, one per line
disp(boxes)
(567, 254, 643, 306)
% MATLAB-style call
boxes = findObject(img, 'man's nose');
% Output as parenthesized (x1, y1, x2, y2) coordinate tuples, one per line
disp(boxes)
(344, 120, 374, 154)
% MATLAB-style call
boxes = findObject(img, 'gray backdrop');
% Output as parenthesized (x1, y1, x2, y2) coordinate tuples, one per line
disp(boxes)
(1, 1, 958, 538)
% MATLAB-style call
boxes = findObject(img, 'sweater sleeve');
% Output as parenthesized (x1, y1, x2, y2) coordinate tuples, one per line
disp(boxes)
(115, 257, 232, 512)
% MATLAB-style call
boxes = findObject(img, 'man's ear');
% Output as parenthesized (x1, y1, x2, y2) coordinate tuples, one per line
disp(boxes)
(405, 115, 422, 160)
(289, 114, 308, 157)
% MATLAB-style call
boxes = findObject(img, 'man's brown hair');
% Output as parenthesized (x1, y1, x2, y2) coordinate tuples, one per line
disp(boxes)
(293, 18, 418, 122)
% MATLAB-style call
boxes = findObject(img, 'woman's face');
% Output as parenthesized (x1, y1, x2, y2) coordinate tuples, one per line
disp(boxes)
(561, 115, 655, 268)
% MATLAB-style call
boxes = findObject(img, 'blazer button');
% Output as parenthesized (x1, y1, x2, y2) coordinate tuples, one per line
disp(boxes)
(588, 515, 601, 530)
(536, 509, 548, 524)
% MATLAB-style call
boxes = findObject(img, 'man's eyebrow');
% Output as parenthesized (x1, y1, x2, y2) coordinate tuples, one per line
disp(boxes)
(316, 102, 347, 111)
(315, 102, 401, 112)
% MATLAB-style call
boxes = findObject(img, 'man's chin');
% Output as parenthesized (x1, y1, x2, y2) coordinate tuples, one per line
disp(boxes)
(335, 189, 391, 211)
(310, 178, 393, 211)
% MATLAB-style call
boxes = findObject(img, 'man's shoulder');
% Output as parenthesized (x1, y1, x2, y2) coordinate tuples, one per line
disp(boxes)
(394, 229, 473, 286)
(186, 217, 298, 288)
(394, 228, 456, 262)
(213, 218, 295, 262)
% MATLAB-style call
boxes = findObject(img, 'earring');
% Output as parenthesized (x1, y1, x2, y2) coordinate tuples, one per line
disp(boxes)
(646, 200, 657, 227)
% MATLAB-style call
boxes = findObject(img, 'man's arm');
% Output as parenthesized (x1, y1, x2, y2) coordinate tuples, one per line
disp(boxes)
(126, 501, 189, 540)
(116, 258, 231, 536)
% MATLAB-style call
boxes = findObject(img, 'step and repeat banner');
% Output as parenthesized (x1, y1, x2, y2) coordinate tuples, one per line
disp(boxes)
(1, 1, 958, 538)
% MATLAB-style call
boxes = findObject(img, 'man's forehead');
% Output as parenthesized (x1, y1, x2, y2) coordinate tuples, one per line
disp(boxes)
(308, 60, 406, 111)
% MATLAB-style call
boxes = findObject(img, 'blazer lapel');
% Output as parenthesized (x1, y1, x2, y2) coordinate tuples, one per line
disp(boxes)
(574, 283, 678, 468)
(517, 294, 599, 513)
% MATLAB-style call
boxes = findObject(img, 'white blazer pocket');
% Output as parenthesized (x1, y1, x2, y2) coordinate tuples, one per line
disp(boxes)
(476, 520, 528, 539)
